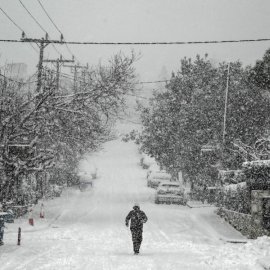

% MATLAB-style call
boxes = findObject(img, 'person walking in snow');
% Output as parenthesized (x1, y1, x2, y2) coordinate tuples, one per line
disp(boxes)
(125, 203, 148, 255)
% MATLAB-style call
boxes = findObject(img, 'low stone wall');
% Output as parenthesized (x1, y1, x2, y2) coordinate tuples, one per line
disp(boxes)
(217, 207, 270, 239)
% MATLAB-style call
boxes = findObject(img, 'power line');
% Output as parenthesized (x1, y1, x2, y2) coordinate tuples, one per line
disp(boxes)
(0, 6, 24, 32)
(0, 6, 38, 53)
(65, 44, 77, 60)
(28, 42, 39, 53)
(47, 70, 156, 100)
(57, 38, 270, 45)
(18, 0, 47, 33)
(135, 80, 168, 84)
(53, 69, 168, 86)
(125, 93, 149, 100)
(18, 0, 63, 57)
(0, 73, 37, 85)
(37, 0, 62, 34)
(0, 37, 270, 45)
(111, 114, 141, 125)
(37, 0, 79, 62)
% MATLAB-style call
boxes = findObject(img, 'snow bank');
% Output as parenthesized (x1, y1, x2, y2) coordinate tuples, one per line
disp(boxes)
(246, 236, 270, 269)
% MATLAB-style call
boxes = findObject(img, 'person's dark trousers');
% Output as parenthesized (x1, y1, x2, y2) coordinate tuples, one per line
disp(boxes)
(131, 229, 143, 253)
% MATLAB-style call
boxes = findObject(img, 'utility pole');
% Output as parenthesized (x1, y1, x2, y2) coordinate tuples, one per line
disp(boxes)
(63, 63, 88, 93)
(222, 62, 230, 145)
(21, 32, 64, 93)
(43, 55, 74, 92)
(80, 63, 89, 90)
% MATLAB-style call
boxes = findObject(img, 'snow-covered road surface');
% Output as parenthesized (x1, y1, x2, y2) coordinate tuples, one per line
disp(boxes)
(1, 138, 269, 270)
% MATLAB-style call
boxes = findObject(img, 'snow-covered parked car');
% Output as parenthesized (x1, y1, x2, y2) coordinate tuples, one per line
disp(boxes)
(79, 179, 93, 191)
(147, 171, 172, 189)
(155, 181, 187, 205)
(78, 172, 94, 191)
(44, 184, 63, 199)
(140, 154, 156, 169)
(51, 184, 63, 197)
(0, 209, 14, 223)
(146, 164, 161, 179)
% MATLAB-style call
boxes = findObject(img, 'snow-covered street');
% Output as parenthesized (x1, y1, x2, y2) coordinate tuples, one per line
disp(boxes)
(0, 136, 269, 270)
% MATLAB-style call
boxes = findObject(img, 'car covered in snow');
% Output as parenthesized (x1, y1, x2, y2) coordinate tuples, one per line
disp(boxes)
(140, 154, 156, 169)
(147, 171, 172, 189)
(146, 164, 162, 179)
(0, 210, 14, 223)
(155, 181, 187, 205)
(78, 172, 94, 191)
(50, 184, 63, 197)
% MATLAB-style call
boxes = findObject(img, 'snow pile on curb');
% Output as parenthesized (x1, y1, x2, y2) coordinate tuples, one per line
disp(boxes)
(259, 258, 270, 270)
(245, 236, 270, 269)
(187, 200, 213, 208)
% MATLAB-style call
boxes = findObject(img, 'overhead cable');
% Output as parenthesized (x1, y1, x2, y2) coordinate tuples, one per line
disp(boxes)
(37, 0, 79, 62)
(0, 6, 38, 53)
(37, 0, 62, 34)
(0, 37, 270, 45)
(135, 80, 168, 84)
(53, 69, 168, 86)
(18, 0, 63, 57)
(0, 6, 24, 32)
(0, 73, 37, 85)
(19, 0, 47, 33)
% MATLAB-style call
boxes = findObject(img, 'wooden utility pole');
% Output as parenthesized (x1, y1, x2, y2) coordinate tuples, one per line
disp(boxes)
(43, 55, 74, 92)
(80, 63, 89, 90)
(21, 33, 64, 93)
(222, 62, 230, 145)
(63, 63, 88, 93)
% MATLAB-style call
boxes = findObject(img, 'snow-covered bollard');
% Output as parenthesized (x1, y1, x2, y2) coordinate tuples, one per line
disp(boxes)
(40, 203, 45, 219)
(28, 208, 34, 226)
(17, 227, 21, 245)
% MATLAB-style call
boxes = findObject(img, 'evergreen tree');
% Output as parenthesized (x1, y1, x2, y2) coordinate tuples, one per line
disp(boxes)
(139, 55, 270, 186)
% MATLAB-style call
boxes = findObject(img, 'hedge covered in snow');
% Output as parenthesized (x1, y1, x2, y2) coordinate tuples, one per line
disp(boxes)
(217, 182, 251, 214)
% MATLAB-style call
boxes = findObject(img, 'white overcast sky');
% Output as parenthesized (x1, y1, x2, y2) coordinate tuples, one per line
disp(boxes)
(1, 0, 270, 80)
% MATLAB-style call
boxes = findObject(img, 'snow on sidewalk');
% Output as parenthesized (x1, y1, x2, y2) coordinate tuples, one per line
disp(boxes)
(189, 207, 248, 243)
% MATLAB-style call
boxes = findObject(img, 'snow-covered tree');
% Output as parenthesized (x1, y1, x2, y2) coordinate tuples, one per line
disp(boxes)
(139, 55, 270, 186)
(0, 52, 136, 203)
(249, 48, 270, 91)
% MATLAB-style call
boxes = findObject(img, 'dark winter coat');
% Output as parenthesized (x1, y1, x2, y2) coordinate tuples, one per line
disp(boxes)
(125, 207, 148, 231)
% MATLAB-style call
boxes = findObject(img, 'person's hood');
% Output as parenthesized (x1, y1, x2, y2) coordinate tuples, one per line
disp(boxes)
(133, 205, 140, 210)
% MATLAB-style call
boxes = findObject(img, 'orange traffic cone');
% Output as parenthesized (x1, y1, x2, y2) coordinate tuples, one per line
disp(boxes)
(28, 208, 34, 226)
(29, 218, 34, 226)
(40, 203, 44, 218)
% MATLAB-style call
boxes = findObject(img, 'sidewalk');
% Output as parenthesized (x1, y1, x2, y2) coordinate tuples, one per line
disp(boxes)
(4, 188, 77, 236)
(189, 206, 248, 244)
